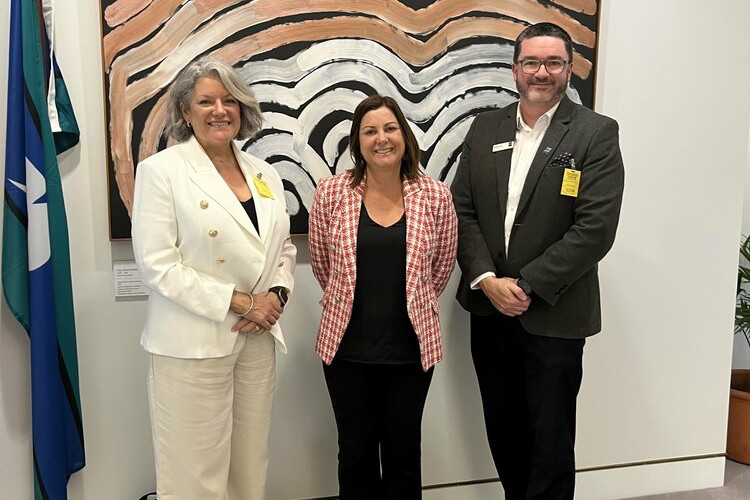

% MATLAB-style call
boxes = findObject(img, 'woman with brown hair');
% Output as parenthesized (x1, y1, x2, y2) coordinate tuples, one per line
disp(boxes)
(309, 94, 457, 499)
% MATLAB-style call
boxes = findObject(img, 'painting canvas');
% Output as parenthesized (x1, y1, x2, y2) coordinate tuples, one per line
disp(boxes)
(101, 0, 601, 239)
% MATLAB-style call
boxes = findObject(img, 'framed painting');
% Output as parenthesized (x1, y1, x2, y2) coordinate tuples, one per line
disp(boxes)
(101, 0, 601, 239)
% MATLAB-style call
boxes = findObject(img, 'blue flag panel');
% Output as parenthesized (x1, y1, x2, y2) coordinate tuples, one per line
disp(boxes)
(3, 0, 85, 498)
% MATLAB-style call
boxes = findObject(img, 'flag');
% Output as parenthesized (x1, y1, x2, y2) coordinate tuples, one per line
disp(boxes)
(3, 0, 85, 498)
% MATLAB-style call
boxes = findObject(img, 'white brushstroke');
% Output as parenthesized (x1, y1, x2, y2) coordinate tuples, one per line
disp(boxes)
(334, 151, 355, 176)
(240, 40, 514, 92)
(253, 63, 516, 123)
(273, 160, 315, 217)
(321, 120, 352, 167)
(423, 117, 473, 181)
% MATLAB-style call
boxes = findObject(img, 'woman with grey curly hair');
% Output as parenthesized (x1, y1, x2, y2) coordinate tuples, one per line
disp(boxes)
(131, 58, 296, 499)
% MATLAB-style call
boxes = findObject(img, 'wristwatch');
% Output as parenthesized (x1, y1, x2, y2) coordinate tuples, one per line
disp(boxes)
(516, 278, 532, 296)
(268, 286, 289, 308)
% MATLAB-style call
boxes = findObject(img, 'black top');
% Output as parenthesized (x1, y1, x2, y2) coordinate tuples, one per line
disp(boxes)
(336, 203, 420, 364)
(240, 197, 259, 234)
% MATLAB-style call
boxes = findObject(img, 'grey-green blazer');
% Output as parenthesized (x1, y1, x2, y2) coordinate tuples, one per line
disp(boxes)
(451, 96, 624, 338)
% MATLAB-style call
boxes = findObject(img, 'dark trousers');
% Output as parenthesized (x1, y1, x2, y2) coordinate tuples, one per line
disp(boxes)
(323, 359, 434, 500)
(471, 313, 585, 500)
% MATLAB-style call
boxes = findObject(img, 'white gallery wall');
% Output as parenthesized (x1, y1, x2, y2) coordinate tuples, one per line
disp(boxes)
(1, 1, 750, 499)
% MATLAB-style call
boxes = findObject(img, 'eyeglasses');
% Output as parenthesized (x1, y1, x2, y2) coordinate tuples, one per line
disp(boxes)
(518, 59, 570, 75)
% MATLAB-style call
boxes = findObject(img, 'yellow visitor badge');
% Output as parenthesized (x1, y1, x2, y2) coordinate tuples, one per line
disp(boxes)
(253, 174, 275, 199)
(560, 168, 580, 197)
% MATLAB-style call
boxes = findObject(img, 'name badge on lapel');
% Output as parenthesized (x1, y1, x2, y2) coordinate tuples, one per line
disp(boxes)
(253, 174, 275, 199)
(492, 141, 514, 153)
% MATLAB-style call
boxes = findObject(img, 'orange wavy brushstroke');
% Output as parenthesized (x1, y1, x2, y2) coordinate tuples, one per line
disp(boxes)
(103, 0, 595, 68)
(104, 0, 154, 28)
(140, 96, 170, 161)
(249, 0, 594, 45)
(103, 0, 245, 67)
(549, 0, 597, 16)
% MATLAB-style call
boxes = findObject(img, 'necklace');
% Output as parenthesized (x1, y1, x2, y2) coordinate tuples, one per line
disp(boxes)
(209, 155, 235, 167)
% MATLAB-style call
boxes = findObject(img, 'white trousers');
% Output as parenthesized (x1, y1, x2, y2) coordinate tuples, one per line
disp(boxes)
(148, 333, 275, 500)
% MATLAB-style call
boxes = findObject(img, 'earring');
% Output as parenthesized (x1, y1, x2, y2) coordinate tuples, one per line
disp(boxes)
(187, 122, 192, 129)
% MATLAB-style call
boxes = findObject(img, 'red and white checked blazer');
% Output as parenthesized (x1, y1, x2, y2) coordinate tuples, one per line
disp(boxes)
(308, 172, 458, 370)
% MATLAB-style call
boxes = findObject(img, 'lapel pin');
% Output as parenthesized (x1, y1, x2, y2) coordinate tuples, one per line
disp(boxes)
(542, 146, 552, 155)
(256, 173, 263, 179)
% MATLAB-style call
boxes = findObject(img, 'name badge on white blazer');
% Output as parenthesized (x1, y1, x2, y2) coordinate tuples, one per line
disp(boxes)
(253, 175, 275, 199)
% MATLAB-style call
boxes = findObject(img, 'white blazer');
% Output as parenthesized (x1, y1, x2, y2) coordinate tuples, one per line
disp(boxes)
(131, 136, 296, 358)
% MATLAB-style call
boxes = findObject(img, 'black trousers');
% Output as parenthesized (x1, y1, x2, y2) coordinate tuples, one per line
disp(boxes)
(471, 313, 585, 500)
(323, 359, 434, 500)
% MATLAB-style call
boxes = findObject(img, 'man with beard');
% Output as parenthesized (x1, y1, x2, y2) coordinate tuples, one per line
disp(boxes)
(451, 22, 624, 500)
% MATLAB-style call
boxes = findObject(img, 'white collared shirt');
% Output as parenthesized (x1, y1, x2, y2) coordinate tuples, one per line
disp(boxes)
(470, 101, 561, 289)
(504, 102, 561, 253)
